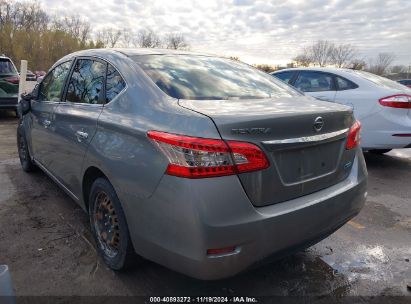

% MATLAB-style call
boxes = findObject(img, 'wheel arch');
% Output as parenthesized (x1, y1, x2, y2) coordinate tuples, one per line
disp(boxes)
(82, 166, 109, 213)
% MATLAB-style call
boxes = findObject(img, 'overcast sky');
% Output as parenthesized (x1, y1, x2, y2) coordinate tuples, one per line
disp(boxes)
(40, 0, 411, 66)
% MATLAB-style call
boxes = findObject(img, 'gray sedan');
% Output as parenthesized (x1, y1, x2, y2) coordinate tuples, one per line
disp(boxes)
(17, 49, 367, 280)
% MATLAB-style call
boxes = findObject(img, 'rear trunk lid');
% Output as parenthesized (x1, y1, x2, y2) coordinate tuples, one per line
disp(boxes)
(179, 96, 356, 206)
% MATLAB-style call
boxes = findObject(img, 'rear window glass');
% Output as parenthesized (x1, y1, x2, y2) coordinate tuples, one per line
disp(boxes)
(0, 58, 17, 74)
(336, 76, 358, 90)
(132, 55, 301, 100)
(349, 70, 406, 90)
(398, 80, 411, 85)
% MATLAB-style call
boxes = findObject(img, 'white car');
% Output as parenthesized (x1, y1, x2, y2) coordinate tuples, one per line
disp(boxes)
(271, 68, 411, 154)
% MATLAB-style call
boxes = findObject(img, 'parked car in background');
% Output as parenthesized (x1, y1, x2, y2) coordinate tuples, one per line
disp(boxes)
(0, 55, 19, 116)
(18, 49, 367, 280)
(397, 79, 411, 88)
(271, 68, 411, 154)
(34, 70, 46, 79)
(26, 70, 37, 81)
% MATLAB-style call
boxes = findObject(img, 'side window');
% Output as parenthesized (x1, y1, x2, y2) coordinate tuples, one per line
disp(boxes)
(336, 76, 358, 91)
(65, 59, 106, 104)
(273, 71, 294, 83)
(39, 61, 72, 102)
(106, 64, 126, 102)
(294, 71, 334, 92)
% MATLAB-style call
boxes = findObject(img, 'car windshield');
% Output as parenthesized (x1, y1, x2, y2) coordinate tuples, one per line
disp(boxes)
(132, 55, 301, 100)
(0, 58, 17, 75)
(349, 70, 407, 90)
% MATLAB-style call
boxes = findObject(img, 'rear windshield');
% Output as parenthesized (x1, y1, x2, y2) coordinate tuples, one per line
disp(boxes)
(349, 70, 407, 90)
(0, 58, 17, 75)
(399, 80, 411, 85)
(132, 55, 301, 100)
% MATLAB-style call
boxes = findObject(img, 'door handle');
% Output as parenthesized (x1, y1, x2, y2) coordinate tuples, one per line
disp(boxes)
(42, 120, 51, 128)
(75, 130, 89, 141)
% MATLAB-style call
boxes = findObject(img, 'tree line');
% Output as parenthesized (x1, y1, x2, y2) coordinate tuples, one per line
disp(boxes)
(292, 40, 404, 76)
(251, 40, 407, 76)
(0, 0, 189, 71)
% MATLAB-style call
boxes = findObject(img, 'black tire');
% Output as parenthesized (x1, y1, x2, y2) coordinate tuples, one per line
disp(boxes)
(369, 149, 392, 155)
(89, 177, 138, 270)
(17, 124, 36, 172)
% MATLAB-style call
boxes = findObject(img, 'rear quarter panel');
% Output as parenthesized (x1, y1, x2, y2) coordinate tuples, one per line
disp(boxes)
(81, 56, 220, 218)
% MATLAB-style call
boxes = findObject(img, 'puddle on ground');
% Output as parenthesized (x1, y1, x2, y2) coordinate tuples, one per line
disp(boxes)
(319, 244, 411, 295)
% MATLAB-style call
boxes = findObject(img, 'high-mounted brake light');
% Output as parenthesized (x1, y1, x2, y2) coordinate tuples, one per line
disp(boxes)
(147, 131, 269, 178)
(345, 121, 361, 150)
(379, 94, 411, 109)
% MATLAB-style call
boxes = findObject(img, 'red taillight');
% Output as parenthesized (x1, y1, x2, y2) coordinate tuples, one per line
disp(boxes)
(379, 94, 411, 109)
(4, 76, 20, 84)
(346, 121, 361, 150)
(207, 246, 237, 256)
(147, 131, 269, 178)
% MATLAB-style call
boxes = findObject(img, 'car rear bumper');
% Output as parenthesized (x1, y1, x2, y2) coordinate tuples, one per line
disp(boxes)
(122, 149, 367, 280)
(0, 97, 18, 110)
(361, 108, 411, 149)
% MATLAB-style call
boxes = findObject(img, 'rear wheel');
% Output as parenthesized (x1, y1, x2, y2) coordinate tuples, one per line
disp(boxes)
(17, 124, 36, 172)
(369, 149, 392, 155)
(89, 177, 139, 270)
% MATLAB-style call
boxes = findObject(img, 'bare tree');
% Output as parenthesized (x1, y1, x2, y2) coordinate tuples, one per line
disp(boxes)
(95, 27, 122, 48)
(164, 33, 189, 50)
(120, 28, 135, 47)
(331, 44, 356, 68)
(254, 64, 277, 73)
(349, 58, 367, 70)
(308, 40, 334, 67)
(368, 52, 396, 75)
(390, 65, 407, 74)
(52, 15, 90, 46)
(136, 28, 161, 48)
(229, 56, 240, 61)
(293, 54, 312, 67)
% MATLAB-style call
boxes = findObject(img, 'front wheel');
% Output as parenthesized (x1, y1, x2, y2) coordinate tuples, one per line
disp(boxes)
(17, 124, 36, 172)
(369, 149, 392, 155)
(89, 177, 139, 270)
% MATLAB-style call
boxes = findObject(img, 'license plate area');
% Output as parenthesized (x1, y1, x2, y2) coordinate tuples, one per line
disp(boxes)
(272, 139, 344, 185)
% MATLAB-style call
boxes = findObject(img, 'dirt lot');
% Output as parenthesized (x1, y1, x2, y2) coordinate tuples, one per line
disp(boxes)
(0, 111, 410, 298)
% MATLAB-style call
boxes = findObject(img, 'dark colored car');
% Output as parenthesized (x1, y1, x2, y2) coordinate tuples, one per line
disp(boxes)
(26, 70, 37, 81)
(0, 56, 19, 116)
(397, 79, 411, 88)
(17, 49, 367, 280)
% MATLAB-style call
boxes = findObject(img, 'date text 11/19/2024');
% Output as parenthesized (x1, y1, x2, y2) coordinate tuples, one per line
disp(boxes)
(149, 297, 258, 303)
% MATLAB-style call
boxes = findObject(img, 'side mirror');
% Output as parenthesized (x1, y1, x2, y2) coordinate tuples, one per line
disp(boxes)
(18, 94, 32, 117)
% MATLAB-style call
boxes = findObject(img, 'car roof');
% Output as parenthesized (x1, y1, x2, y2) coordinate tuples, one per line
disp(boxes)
(272, 67, 354, 74)
(68, 48, 213, 58)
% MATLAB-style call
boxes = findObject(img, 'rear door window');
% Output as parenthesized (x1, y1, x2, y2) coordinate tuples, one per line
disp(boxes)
(39, 61, 72, 102)
(65, 59, 106, 104)
(273, 71, 295, 83)
(106, 64, 126, 102)
(294, 71, 335, 92)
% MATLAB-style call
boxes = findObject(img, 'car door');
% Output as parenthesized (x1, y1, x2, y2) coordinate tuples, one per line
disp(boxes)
(29, 61, 72, 168)
(293, 71, 337, 102)
(49, 57, 107, 199)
